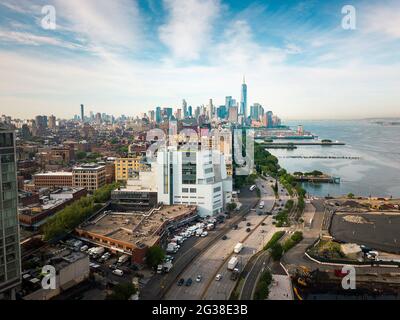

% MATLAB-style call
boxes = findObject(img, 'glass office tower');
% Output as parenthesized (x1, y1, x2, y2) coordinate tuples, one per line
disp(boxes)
(0, 124, 21, 298)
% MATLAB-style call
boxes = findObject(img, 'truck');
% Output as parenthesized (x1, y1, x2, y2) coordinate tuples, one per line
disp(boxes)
(228, 257, 239, 271)
(118, 254, 130, 264)
(233, 243, 243, 254)
(89, 247, 105, 258)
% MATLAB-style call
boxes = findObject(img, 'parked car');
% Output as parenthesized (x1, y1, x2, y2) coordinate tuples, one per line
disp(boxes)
(177, 278, 185, 286)
(222, 235, 228, 240)
(196, 275, 202, 282)
(185, 278, 193, 286)
(215, 274, 222, 281)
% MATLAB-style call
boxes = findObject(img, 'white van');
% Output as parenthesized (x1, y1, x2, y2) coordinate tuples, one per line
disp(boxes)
(249, 185, 256, 192)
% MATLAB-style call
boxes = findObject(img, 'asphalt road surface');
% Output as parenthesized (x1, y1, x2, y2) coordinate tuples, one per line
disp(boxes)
(141, 187, 259, 300)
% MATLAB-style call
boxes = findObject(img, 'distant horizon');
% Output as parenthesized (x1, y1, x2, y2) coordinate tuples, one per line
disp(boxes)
(1, 0, 399, 119)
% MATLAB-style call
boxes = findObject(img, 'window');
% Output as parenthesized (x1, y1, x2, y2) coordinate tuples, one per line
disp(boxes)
(190, 188, 196, 193)
(182, 188, 189, 193)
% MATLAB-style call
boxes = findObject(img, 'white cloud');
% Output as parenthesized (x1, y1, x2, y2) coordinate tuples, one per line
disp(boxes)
(0, 29, 83, 49)
(363, 2, 400, 39)
(159, 0, 220, 60)
(53, 0, 142, 50)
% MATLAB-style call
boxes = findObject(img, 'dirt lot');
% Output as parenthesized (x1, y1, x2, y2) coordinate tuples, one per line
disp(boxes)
(330, 212, 400, 254)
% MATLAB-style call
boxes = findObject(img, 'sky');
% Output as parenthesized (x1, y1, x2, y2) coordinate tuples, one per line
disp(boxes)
(0, 0, 399, 120)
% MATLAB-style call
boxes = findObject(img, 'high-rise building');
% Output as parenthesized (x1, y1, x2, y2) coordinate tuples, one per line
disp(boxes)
(182, 99, 188, 118)
(266, 111, 273, 128)
(240, 77, 247, 118)
(155, 107, 162, 124)
(0, 124, 21, 298)
(188, 106, 193, 118)
(156, 147, 232, 217)
(163, 108, 173, 120)
(80, 104, 85, 123)
(48, 115, 56, 129)
(217, 105, 227, 119)
(228, 106, 238, 123)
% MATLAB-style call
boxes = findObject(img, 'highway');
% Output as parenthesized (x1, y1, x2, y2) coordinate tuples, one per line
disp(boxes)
(164, 178, 278, 300)
(141, 187, 259, 300)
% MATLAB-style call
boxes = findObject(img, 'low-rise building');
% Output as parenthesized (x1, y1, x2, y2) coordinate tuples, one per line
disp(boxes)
(33, 172, 73, 188)
(18, 187, 87, 229)
(72, 163, 106, 192)
(22, 248, 89, 300)
(75, 205, 197, 264)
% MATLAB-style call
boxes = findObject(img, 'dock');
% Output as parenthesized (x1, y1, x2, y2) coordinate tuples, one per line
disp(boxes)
(294, 175, 341, 184)
(261, 141, 345, 146)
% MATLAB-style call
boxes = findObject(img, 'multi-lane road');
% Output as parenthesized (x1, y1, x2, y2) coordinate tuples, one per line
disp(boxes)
(141, 187, 259, 300)
(164, 178, 280, 300)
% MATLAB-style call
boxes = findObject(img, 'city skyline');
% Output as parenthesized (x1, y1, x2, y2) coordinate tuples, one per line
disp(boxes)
(0, 0, 400, 120)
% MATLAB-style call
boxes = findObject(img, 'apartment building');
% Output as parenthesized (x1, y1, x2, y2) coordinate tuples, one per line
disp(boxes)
(115, 156, 150, 181)
(0, 124, 21, 298)
(72, 164, 106, 192)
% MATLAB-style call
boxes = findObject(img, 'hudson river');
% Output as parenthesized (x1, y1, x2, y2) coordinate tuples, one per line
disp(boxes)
(268, 120, 400, 197)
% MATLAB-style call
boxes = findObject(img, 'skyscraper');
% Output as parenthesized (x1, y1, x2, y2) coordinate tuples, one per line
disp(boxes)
(240, 76, 247, 118)
(80, 104, 85, 123)
(155, 107, 162, 124)
(0, 124, 21, 298)
(182, 99, 188, 119)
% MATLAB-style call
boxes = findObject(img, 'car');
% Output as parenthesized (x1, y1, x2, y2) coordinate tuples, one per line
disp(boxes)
(112, 269, 124, 277)
(185, 278, 193, 286)
(215, 274, 222, 281)
(196, 275, 202, 282)
(108, 264, 117, 270)
(222, 235, 228, 240)
(80, 245, 89, 252)
(177, 278, 185, 286)
(246, 228, 251, 233)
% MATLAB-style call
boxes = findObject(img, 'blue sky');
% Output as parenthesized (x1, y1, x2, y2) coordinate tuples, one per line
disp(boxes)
(0, 0, 399, 120)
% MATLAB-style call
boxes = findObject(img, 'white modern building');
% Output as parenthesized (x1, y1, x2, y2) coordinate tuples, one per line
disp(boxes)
(155, 146, 232, 217)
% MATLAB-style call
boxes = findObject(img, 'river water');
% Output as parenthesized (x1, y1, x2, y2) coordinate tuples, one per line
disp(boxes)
(266, 120, 400, 197)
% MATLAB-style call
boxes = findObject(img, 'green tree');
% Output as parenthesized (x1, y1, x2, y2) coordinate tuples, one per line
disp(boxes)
(347, 193, 355, 199)
(76, 151, 87, 160)
(146, 245, 165, 268)
(106, 282, 137, 300)
(270, 243, 283, 261)
(226, 202, 237, 212)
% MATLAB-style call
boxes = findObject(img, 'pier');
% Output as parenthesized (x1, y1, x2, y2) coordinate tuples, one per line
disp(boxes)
(279, 156, 360, 160)
(294, 175, 341, 184)
(261, 141, 345, 146)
